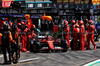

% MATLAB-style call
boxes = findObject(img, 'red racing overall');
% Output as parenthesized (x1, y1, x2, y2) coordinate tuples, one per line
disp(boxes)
(79, 21, 85, 51)
(82, 25, 85, 47)
(28, 30, 36, 40)
(21, 28, 28, 52)
(73, 25, 79, 50)
(71, 20, 75, 38)
(87, 25, 96, 49)
(64, 21, 70, 47)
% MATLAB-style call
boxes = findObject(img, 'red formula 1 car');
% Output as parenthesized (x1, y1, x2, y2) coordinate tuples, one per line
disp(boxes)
(30, 35, 68, 53)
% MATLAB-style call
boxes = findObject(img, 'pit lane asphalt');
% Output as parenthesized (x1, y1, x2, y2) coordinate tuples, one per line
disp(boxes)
(0, 42, 100, 66)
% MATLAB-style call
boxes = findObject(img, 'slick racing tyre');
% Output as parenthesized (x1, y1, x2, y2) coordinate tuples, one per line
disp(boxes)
(45, 50, 50, 53)
(61, 40, 68, 52)
(70, 39, 74, 50)
(84, 41, 88, 48)
(33, 41, 40, 53)
(70, 39, 80, 50)
(61, 49, 67, 52)
(0, 45, 2, 53)
(30, 40, 34, 52)
(76, 40, 80, 50)
(41, 42, 50, 53)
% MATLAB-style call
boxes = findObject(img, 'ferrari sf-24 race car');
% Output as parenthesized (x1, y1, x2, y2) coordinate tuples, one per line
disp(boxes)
(30, 35, 68, 53)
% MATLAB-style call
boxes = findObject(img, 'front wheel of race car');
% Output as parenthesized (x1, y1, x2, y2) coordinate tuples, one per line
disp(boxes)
(33, 50, 39, 53)
(33, 46, 39, 53)
(33, 45, 39, 53)
(33, 41, 40, 53)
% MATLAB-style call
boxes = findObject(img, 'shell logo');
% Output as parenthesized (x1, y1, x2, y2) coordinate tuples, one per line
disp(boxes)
(92, 0, 100, 4)
(25, 14, 30, 20)
(28, 22, 30, 25)
(41, 13, 52, 21)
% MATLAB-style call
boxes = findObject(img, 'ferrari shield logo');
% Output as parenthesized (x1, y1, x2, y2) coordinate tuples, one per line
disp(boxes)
(53, 25, 58, 33)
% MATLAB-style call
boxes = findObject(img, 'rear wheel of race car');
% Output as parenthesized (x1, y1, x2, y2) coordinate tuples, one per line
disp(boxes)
(61, 49, 68, 52)
(33, 50, 39, 53)
(84, 41, 88, 48)
(70, 39, 80, 50)
(0, 45, 2, 53)
(30, 40, 34, 52)
(45, 50, 50, 53)
(76, 41, 80, 50)
(70, 39, 74, 50)
(61, 40, 68, 52)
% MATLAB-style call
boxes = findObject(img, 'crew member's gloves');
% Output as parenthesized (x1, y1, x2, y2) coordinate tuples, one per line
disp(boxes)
(15, 42, 17, 45)
(37, 29, 40, 32)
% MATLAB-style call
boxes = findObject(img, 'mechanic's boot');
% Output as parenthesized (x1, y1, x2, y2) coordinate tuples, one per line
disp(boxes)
(17, 55, 19, 60)
(94, 46, 96, 50)
(86, 47, 92, 50)
(4, 61, 7, 64)
(22, 48, 27, 52)
(20, 50, 22, 52)
(79, 48, 85, 51)
(11, 58, 13, 61)
(97, 46, 100, 48)
(94, 39, 99, 41)
(68, 46, 70, 49)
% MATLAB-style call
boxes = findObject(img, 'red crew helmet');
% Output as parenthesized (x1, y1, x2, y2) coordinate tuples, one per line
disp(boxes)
(78, 20, 84, 25)
(18, 23, 21, 25)
(31, 24, 36, 28)
(9, 22, 13, 24)
(21, 22, 24, 25)
(88, 20, 93, 24)
(71, 20, 75, 24)
(24, 28, 28, 32)
(5, 18, 8, 21)
(64, 20, 68, 25)
(81, 21, 84, 24)
(2, 21, 5, 24)
(75, 24, 79, 28)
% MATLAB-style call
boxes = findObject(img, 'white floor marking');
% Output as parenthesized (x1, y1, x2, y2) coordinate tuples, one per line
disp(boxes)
(18, 57, 40, 63)
(83, 59, 100, 66)
(0, 55, 3, 57)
